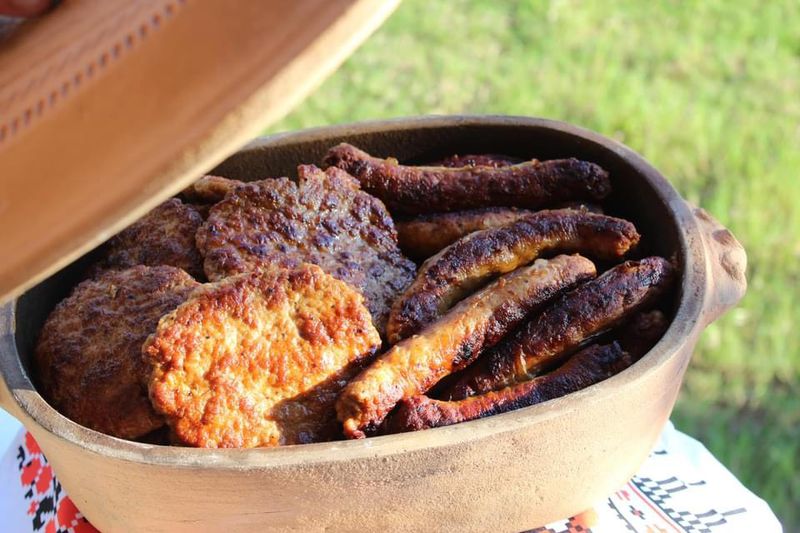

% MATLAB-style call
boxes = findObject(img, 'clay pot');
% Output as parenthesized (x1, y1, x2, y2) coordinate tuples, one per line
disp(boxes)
(0, 116, 746, 532)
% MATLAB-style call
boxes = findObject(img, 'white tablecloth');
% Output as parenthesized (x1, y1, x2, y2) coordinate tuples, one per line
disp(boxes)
(0, 409, 782, 532)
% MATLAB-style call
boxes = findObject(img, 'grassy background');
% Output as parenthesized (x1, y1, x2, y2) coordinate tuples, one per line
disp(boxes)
(270, 0, 800, 527)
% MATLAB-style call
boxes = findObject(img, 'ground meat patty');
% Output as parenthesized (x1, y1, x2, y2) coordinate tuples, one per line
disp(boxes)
(34, 266, 199, 439)
(144, 264, 381, 448)
(195, 164, 416, 335)
(90, 198, 204, 279)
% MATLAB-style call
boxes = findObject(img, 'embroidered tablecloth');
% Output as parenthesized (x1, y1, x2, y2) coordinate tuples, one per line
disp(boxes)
(0, 410, 781, 532)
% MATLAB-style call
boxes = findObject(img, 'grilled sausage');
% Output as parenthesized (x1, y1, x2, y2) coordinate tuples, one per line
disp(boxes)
(387, 309, 670, 433)
(386, 209, 640, 344)
(323, 143, 611, 215)
(397, 204, 604, 260)
(396, 207, 535, 260)
(386, 342, 631, 432)
(446, 257, 674, 400)
(335, 254, 596, 439)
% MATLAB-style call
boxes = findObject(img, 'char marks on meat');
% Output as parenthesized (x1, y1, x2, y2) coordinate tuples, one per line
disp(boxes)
(386, 209, 640, 344)
(323, 143, 611, 215)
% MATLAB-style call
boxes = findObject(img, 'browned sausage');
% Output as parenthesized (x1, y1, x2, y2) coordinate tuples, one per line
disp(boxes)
(386, 309, 670, 433)
(386, 342, 631, 432)
(396, 207, 535, 260)
(323, 143, 611, 215)
(446, 257, 674, 400)
(396, 204, 604, 260)
(386, 209, 640, 344)
(335, 254, 596, 439)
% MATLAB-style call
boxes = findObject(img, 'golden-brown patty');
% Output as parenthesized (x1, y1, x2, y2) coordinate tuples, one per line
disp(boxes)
(90, 198, 204, 279)
(195, 164, 416, 335)
(34, 266, 199, 439)
(144, 264, 382, 448)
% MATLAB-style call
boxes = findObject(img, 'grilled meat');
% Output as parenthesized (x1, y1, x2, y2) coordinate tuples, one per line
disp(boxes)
(386, 209, 640, 344)
(447, 257, 674, 399)
(323, 143, 611, 215)
(195, 164, 416, 336)
(34, 266, 199, 439)
(335, 255, 595, 439)
(145, 264, 381, 448)
(89, 198, 204, 279)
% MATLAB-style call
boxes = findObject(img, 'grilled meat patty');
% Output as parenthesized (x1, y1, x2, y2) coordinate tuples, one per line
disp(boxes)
(89, 198, 205, 279)
(145, 264, 381, 448)
(195, 164, 416, 336)
(34, 266, 199, 439)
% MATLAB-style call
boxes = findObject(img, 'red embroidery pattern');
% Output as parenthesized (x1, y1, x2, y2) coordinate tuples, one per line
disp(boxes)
(16, 432, 97, 533)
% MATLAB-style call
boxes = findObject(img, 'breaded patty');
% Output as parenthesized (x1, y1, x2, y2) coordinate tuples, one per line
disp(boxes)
(144, 264, 381, 448)
(196, 164, 416, 335)
(91, 198, 204, 279)
(34, 266, 199, 439)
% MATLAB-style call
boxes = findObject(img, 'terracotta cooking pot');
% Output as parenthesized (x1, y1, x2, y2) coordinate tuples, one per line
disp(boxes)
(0, 116, 746, 532)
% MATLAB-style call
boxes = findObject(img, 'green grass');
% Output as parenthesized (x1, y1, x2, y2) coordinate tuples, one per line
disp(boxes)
(270, 0, 800, 527)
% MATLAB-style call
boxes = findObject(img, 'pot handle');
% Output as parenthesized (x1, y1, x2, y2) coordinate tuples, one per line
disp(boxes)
(692, 206, 747, 326)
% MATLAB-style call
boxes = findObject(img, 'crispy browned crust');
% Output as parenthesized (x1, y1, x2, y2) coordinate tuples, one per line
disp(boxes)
(386, 342, 632, 433)
(335, 255, 596, 439)
(195, 165, 416, 336)
(396, 207, 535, 260)
(387, 310, 670, 433)
(89, 198, 205, 279)
(323, 143, 611, 215)
(144, 264, 381, 448)
(34, 266, 199, 439)
(181, 175, 242, 204)
(386, 209, 640, 344)
(447, 256, 674, 399)
(435, 154, 520, 168)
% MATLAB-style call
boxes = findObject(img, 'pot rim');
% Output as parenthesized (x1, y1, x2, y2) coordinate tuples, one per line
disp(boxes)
(0, 115, 708, 468)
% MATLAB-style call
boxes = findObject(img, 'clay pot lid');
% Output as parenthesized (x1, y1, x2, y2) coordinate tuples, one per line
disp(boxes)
(0, 0, 397, 304)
